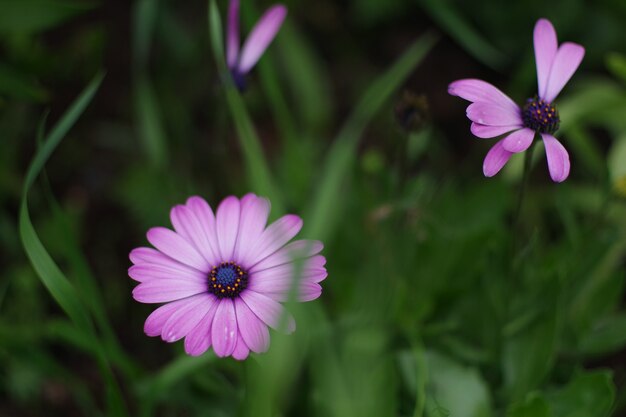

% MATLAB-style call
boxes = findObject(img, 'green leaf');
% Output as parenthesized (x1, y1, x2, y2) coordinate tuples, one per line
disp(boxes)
(305, 32, 437, 240)
(0, 0, 95, 34)
(417, 0, 505, 70)
(507, 394, 551, 417)
(134, 77, 168, 167)
(547, 371, 615, 417)
(0, 64, 48, 102)
(578, 314, 626, 357)
(424, 351, 492, 417)
(607, 52, 626, 84)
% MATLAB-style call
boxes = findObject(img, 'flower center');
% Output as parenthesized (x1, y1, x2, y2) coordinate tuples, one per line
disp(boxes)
(522, 96, 560, 134)
(209, 262, 248, 299)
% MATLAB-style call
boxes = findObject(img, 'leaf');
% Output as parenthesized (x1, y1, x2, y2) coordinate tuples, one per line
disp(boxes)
(578, 314, 626, 357)
(606, 52, 626, 84)
(0, 0, 94, 34)
(424, 351, 492, 417)
(507, 394, 551, 417)
(305, 32, 437, 240)
(0, 64, 49, 102)
(547, 371, 615, 417)
(134, 77, 168, 167)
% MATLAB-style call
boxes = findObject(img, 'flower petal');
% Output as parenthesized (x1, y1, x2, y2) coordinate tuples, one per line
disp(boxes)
(246, 214, 303, 266)
(211, 299, 238, 357)
(161, 294, 216, 342)
(470, 123, 521, 139)
(541, 133, 570, 182)
(171, 205, 219, 266)
(534, 18, 558, 100)
(185, 196, 221, 266)
(448, 79, 519, 113)
(184, 303, 219, 356)
(215, 196, 241, 262)
(143, 297, 196, 337)
(543, 42, 585, 103)
(483, 139, 513, 177)
(147, 227, 210, 272)
(234, 298, 270, 353)
(240, 290, 295, 333)
(132, 278, 207, 303)
(249, 240, 323, 272)
(233, 194, 271, 267)
(466, 102, 522, 127)
(232, 332, 250, 360)
(128, 264, 206, 283)
(502, 128, 536, 153)
(237, 5, 287, 74)
(226, 0, 240, 69)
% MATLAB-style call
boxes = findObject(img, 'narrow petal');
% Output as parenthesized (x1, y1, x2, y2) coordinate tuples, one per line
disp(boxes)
(226, 0, 240, 69)
(466, 102, 523, 127)
(246, 214, 303, 267)
(541, 133, 570, 182)
(234, 298, 270, 353)
(161, 294, 216, 342)
(128, 264, 206, 283)
(184, 303, 219, 356)
(211, 299, 238, 357)
(534, 18, 558, 99)
(132, 279, 207, 303)
(240, 290, 295, 333)
(215, 196, 241, 262)
(502, 128, 536, 153)
(232, 332, 250, 360)
(233, 194, 271, 267)
(143, 297, 195, 336)
(147, 227, 210, 272)
(171, 205, 219, 266)
(470, 123, 521, 139)
(448, 79, 519, 113)
(186, 196, 221, 266)
(249, 240, 323, 272)
(543, 42, 585, 102)
(483, 139, 513, 177)
(237, 5, 287, 74)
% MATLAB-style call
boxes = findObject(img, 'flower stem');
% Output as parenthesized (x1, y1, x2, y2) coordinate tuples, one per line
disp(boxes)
(512, 144, 535, 259)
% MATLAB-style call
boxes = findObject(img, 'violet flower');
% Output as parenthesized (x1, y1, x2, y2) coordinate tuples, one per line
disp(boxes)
(449, 19, 585, 182)
(129, 194, 327, 360)
(227, 0, 287, 90)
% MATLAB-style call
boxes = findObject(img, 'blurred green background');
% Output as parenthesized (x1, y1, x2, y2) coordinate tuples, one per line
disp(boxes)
(1, 0, 626, 416)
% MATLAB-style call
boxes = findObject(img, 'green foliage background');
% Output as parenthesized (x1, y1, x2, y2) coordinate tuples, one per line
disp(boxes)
(1, 0, 626, 416)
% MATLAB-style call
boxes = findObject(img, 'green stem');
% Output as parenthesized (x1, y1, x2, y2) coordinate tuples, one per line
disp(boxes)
(512, 144, 535, 264)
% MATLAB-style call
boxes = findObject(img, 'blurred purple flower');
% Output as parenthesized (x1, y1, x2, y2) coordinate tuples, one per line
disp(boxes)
(449, 19, 585, 182)
(227, 0, 287, 90)
(129, 194, 326, 360)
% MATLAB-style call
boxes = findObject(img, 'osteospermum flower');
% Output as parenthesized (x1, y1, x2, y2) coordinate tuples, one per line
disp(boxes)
(449, 18, 585, 182)
(129, 194, 326, 360)
(226, 0, 287, 90)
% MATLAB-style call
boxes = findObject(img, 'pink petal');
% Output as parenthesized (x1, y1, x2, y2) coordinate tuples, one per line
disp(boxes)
(448, 79, 519, 114)
(185, 196, 221, 266)
(258, 281, 322, 302)
(237, 5, 287, 74)
(541, 133, 570, 182)
(147, 227, 210, 272)
(215, 196, 241, 262)
(211, 299, 238, 357)
(128, 264, 206, 283)
(170, 205, 219, 266)
(184, 303, 219, 356)
(502, 128, 536, 153)
(470, 123, 521, 139)
(143, 297, 196, 336)
(132, 279, 207, 303)
(543, 42, 585, 102)
(534, 18, 558, 100)
(483, 139, 513, 177)
(240, 290, 295, 333)
(226, 0, 240, 69)
(232, 332, 250, 360)
(161, 294, 216, 342)
(247, 214, 303, 266)
(249, 240, 323, 273)
(233, 194, 271, 267)
(234, 298, 270, 353)
(466, 102, 523, 127)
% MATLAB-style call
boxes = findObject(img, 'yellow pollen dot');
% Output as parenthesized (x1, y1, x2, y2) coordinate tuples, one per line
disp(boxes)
(221, 289, 225, 293)
(536, 110, 541, 114)
(235, 283, 239, 287)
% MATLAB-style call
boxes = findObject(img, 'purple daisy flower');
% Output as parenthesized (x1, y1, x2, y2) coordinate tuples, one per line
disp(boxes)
(449, 18, 585, 182)
(226, 0, 287, 90)
(129, 194, 326, 360)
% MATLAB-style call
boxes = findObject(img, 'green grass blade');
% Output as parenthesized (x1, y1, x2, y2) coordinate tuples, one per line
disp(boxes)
(208, 0, 284, 213)
(305, 33, 437, 239)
